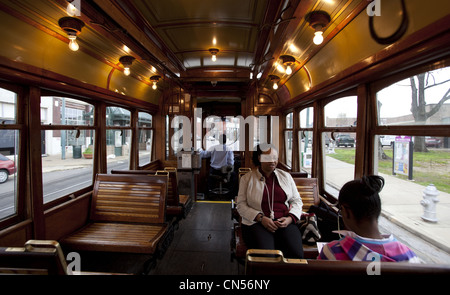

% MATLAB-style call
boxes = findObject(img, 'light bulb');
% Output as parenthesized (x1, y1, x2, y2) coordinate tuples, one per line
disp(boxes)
(68, 35, 79, 51)
(286, 65, 292, 75)
(273, 82, 278, 90)
(313, 31, 324, 45)
(124, 67, 130, 76)
(152, 82, 157, 90)
(212, 54, 216, 62)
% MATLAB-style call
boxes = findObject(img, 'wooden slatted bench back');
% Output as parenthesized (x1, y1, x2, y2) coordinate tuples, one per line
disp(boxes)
(110, 169, 179, 206)
(91, 174, 167, 224)
(293, 177, 319, 213)
(157, 169, 179, 206)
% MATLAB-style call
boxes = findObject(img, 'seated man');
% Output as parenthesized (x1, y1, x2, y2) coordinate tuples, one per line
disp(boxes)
(199, 134, 235, 196)
(318, 175, 421, 263)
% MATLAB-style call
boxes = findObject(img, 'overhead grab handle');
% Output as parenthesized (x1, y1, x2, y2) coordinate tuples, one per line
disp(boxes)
(369, 0, 409, 45)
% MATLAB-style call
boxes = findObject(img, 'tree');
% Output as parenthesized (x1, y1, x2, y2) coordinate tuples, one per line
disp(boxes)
(409, 71, 450, 152)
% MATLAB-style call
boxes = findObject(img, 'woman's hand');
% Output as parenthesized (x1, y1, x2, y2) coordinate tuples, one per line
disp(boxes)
(261, 216, 278, 233)
(274, 216, 293, 228)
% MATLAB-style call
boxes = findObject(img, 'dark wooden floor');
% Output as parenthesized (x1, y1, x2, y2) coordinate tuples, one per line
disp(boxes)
(149, 201, 242, 275)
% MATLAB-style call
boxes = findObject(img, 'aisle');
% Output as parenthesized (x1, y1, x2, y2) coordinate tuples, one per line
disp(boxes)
(149, 201, 241, 275)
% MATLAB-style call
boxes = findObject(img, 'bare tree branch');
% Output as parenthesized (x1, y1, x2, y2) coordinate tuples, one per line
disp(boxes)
(426, 87, 450, 119)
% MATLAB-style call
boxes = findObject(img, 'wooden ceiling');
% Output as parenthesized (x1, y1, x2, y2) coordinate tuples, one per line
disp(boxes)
(91, 0, 367, 99)
(0, 0, 369, 101)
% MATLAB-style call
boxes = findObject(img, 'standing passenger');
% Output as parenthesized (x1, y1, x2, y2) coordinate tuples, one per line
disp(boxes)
(236, 144, 304, 258)
(318, 175, 421, 262)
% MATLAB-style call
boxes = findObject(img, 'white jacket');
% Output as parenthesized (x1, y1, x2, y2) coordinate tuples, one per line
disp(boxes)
(236, 168, 303, 226)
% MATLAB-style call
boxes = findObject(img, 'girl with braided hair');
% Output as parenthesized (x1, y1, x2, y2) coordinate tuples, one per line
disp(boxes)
(318, 175, 421, 262)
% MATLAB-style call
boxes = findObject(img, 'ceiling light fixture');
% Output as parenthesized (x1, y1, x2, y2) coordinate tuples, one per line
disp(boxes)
(58, 16, 85, 51)
(305, 11, 331, 45)
(209, 48, 219, 62)
(280, 55, 296, 75)
(119, 56, 135, 76)
(269, 75, 280, 90)
(150, 75, 161, 90)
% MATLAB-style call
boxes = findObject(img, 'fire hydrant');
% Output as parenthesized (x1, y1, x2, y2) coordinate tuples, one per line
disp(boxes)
(420, 184, 439, 223)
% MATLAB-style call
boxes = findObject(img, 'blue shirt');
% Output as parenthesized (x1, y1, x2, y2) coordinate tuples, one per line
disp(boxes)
(200, 144, 234, 169)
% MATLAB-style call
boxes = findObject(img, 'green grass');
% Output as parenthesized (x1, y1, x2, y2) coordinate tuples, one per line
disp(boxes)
(328, 148, 450, 193)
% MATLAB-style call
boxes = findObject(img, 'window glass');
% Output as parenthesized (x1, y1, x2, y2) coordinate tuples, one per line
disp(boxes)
(41, 130, 94, 203)
(40, 96, 95, 203)
(106, 129, 131, 172)
(106, 107, 130, 127)
(373, 134, 450, 262)
(374, 134, 449, 193)
(138, 112, 153, 167)
(0, 130, 18, 220)
(106, 106, 131, 170)
(286, 112, 293, 128)
(299, 107, 313, 128)
(0, 88, 16, 124)
(325, 132, 356, 194)
(0, 87, 18, 220)
(377, 67, 450, 126)
(41, 97, 93, 125)
(285, 131, 293, 167)
(298, 107, 314, 174)
(298, 130, 313, 173)
(325, 96, 357, 127)
(323, 95, 357, 194)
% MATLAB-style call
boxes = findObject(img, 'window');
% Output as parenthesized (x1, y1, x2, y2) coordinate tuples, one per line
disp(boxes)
(106, 106, 131, 172)
(323, 96, 357, 195)
(0, 87, 18, 221)
(377, 67, 450, 126)
(298, 107, 313, 173)
(138, 112, 153, 167)
(40, 96, 95, 204)
(374, 65, 450, 227)
(285, 113, 293, 167)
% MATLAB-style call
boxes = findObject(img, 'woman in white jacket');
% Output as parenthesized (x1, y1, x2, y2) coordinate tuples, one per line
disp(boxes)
(236, 145, 304, 258)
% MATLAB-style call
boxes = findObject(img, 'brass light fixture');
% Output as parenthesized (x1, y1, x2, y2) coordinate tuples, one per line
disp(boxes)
(209, 48, 219, 62)
(305, 11, 331, 45)
(119, 56, 135, 76)
(280, 55, 296, 75)
(150, 75, 161, 90)
(269, 75, 280, 90)
(58, 16, 85, 51)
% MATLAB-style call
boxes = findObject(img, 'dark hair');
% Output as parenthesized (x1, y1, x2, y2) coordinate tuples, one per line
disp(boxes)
(338, 175, 385, 221)
(252, 144, 277, 166)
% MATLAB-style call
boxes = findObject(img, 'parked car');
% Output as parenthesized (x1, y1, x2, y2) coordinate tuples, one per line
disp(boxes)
(425, 137, 442, 148)
(0, 154, 16, 184)
(380, 135, 396, 147)
(335, 134, 355, 147)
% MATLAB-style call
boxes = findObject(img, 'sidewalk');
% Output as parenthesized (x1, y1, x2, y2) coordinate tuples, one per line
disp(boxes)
(326, 156, 450, 260)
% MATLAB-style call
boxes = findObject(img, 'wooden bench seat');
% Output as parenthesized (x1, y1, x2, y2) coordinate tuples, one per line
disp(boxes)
(61, 223, 168, 254)
(245, 249, 450, 276)
(60, 174, 173, 272)
(231, 176, 321, 261)
(111, 168, 193, 219)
